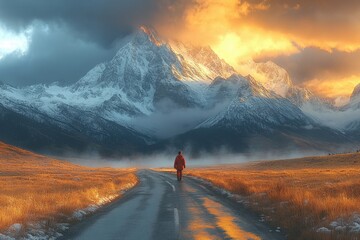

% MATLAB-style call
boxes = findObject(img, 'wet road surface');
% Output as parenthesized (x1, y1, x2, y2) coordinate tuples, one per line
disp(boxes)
(60, 170, 285, 240)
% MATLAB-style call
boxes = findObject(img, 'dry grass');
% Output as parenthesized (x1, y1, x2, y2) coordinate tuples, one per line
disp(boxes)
(187, 153, 360, 240)
(0, 141, 138, 232)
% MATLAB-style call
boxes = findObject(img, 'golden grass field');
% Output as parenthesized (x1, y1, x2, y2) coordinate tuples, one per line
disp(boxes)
(186, 153, 360, 240)
(0, 141, 138, 233)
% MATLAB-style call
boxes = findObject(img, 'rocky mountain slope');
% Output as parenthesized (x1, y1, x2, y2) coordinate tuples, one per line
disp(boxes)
(0, 27, 357, 156)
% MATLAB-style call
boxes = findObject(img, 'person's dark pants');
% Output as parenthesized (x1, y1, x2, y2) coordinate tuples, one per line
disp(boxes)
(177, 170, 183, 181)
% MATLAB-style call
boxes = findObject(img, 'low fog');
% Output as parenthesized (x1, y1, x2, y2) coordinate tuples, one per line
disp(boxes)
(61, 147, 326, 169)
(47, 97, 360, 169)
(57, 100, 359, 169)
(301, 103, 360, 130)
(130, 100, 228, 139)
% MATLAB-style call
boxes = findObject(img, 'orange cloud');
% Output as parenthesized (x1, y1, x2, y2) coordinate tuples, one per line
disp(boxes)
(156, 0, 360, 98)
(302, 76, 360, 99)
(212, 28, 298, 69)
(238, 0, 360, 51)
(166, 0, 298, 63)
(168, 0, 360, 56)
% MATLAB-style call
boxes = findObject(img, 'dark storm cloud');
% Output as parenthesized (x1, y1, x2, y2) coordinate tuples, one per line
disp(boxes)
(0, 23, 120, 86)
(0, 0, 150, 46)
(0, 0, 194, 47)
(0, 0, 194, 86)
(258, 47, 360, 85)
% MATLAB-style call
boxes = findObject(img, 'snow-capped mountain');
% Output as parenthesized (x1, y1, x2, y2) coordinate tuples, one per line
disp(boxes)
(242, 60, 334, 109)
(200, 74, 313, 129)
(343, 83, 360, 135)
(170, 41, 236, 82)
(350, 83, 360, 109)
(238, 59, 338, 135)
(243, 60, 292, 98)
(0, 26, 357, 156)
(169, 74, 348, 154)
(1, 27, 205, 125)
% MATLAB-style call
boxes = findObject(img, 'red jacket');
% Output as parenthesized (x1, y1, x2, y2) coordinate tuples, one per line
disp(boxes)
(174, 154, 186, 170)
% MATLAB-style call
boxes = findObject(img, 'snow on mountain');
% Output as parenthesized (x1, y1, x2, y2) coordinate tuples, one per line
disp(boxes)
(1, 27, 209, 126)
(341, 83, 360, 133)
(237, 59, 340, 131)
(170, 41, 236, 82)
(351, 83, 360, 99)
(0, 26, 237, 146)
(199, 74, 314, 130)
(238, 60, 332, 109)
(167, 41, 237, 103)
(349, 83, 360, 109)
(168, 74, 350, 155)
(0, 26, 356, 155)
(298, 83, 360, 132)
(79, 27, 202, 109)
(0, 26, 238, 124)
(242, 60, 292, 98)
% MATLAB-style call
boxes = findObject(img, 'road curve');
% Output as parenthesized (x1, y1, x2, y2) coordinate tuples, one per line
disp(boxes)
(60, 170, 285, 240)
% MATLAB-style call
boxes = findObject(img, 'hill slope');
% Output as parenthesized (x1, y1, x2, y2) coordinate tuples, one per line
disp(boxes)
(0, 141, 137, 239)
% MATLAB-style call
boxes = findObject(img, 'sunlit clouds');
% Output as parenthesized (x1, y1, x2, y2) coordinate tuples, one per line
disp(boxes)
(303, 75, 360, 105)
(212, 29, 298, 70)
(166, 0, 299, 62)
(157, 0, 360, 99)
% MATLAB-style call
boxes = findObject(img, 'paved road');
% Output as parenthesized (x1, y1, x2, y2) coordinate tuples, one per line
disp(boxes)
(61, 170, 284, 240)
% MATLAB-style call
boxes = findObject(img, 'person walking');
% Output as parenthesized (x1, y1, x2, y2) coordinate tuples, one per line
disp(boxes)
(174, 151, 186, 181)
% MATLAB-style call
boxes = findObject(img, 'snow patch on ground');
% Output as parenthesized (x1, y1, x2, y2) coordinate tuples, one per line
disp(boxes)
(191, 174, 360, 237)
(189, 174, 360, 237)
(0, 182, 137, 240)
(71, 194, 119, 221)
(316, 227, 331, 234)
(317, 213, 360, 235)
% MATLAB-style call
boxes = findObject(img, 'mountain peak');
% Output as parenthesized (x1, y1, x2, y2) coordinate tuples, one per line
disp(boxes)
(350, 83, 360, 101)
(243, 60, 292, 97)
(169, 41, 236, 81)
(137, 25, 164, 46)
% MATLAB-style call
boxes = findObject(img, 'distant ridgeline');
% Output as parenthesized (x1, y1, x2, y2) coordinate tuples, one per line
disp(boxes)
(0, 27, 359, 157)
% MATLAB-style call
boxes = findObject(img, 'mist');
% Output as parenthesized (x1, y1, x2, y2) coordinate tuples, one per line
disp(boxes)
(130, 100, 228, 139)
(301, 103, 360, 129)
(60, 147, 326, 169)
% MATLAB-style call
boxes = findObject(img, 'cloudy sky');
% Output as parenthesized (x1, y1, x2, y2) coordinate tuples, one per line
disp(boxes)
(0, 0, 359, 100)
